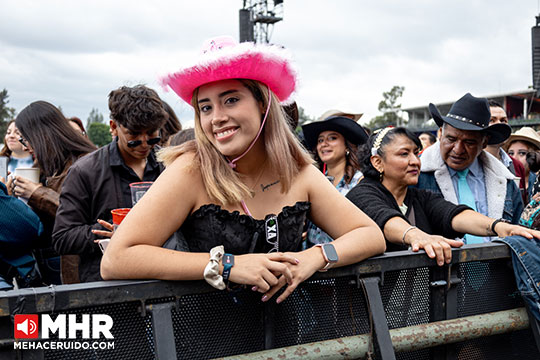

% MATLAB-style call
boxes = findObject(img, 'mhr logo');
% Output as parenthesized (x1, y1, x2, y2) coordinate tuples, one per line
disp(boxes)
(14, 314, 114, 339)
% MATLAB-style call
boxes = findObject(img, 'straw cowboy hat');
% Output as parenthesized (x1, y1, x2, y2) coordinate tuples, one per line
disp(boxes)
(302, 116, 369, 150)
(429, 93, 511, 145)
(317, 109, 363, 122)
(504, 127, 540, 151)
(161, 36, 297, 105)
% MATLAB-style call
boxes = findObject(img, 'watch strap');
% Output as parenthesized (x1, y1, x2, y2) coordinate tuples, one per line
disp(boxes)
(222, 253, 234, 282)
(315, 244, 337, 272)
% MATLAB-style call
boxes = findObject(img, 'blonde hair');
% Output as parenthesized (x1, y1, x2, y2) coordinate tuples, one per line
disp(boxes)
(158, 79, 313, 205)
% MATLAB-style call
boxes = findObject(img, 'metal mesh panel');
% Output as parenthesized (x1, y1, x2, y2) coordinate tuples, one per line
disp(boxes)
(455, 259, 539, 359)
(44, 301, 154, 360)
(380, 267, 430, 329)
(171, 290, 264, 359)
(380, 267, 431, 360)
(273, 277, 370, 348)
(458, 259, 523, 317)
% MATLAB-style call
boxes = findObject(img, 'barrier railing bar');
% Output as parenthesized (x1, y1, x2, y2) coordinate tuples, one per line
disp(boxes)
(360, 277, 396, 360)
(147, 302, 177, 360)
(0, 244, 511, 318)
(216, 307, 529, 360)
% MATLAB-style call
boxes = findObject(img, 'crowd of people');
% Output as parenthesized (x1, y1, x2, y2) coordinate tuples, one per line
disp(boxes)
(0, 37, 539, 314)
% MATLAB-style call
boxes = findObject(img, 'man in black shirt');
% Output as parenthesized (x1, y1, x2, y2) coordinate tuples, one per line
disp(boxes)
(52, 85, 168, 282)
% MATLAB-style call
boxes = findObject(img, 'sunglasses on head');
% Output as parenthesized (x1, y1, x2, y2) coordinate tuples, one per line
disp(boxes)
(127, 136, 161, 148)
(18, 137, 28, 148)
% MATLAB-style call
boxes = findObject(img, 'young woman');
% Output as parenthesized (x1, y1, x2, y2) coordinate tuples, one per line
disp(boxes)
(301, 116, 368, 246)
(347, 127, 540, 266)
(0, 120, 34, 174)
(505, 127, 540, 202)
(13, 101, 96, 284)
(101, 36, 385, 303)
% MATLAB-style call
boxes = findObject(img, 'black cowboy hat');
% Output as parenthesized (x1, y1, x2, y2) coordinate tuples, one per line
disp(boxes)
(302, 116, 369, 150)
(429, 93, 511, 145)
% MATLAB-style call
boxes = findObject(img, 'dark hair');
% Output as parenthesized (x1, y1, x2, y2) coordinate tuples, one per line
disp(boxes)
(420, 131, 436, 145)
(160, 101, 182, 145)
(488, 99, 503, 108)
(108, 85, 168, 133)
(361, 127, 421, 180)
(169, 128, 195, 147)
(68, 117, 87, 136)
(0, 120, 15, 157)
(15, 101, 96, 178)
(527, 151, 540, 173)
(282, 102, 299, 131)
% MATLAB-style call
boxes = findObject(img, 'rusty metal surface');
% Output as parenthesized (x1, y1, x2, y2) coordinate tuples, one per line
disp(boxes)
(391, 307, 529, 352)
(216, 308, 529, 360)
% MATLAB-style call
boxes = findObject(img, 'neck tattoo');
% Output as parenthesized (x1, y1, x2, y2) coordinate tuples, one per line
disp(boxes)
(261, 180, 280, 192)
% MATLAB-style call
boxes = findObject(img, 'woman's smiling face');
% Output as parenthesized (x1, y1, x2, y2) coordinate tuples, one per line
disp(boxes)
(197, 79, 263, 157)
(316, 131, 346, 165)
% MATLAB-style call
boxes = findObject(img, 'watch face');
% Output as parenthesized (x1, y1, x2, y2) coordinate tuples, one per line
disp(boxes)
(323, 244, 338, 262)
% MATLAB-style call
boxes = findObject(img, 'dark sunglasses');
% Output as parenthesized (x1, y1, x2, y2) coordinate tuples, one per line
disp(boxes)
(18, 137, 28, 148)
(127, 136, 161, 148)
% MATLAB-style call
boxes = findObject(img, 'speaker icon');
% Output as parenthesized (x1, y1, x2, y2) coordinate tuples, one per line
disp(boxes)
(14, 315, 39, 338)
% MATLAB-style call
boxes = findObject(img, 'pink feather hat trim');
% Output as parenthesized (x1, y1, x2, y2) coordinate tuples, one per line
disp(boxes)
(161, 36, 297, 105)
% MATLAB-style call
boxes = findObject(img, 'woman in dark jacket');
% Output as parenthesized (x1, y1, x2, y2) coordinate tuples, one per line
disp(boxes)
(12, 101, 96, 284)
(347, 127, 540, 266)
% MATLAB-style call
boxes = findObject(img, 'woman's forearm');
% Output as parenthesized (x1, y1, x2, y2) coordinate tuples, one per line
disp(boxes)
(101, 244, 209, 280)
(332, 224, 385, 266)
(383, 217, 422, 245)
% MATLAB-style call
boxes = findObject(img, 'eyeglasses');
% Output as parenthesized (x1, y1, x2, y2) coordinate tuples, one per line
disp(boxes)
(127, 136, 161, 148)
(18, 137, 28, 148)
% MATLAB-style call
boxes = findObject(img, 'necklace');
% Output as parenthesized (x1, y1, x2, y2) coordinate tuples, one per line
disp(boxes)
(247, 159, 267, 192)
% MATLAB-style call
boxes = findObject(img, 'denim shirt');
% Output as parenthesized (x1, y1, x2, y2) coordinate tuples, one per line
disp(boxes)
(417, 171, 523, 225)
(494, 236, 540, 322)
(304, 170, 362, 247)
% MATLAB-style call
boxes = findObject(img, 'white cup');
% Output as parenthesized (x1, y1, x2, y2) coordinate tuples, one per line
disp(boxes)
(14, 168, 40, 203)
(14, 167, 40, 183)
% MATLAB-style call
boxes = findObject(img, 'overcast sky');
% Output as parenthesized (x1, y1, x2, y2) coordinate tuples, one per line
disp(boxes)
(1, 0, 538, 128)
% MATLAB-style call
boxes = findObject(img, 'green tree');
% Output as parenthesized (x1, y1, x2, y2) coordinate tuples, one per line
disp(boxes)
(297, 106, 315, 126)
(87, 107, 104, 127)
(87, 122, 111, 147)
(0, 89, 16, 137)
(366, 85, 406, 130)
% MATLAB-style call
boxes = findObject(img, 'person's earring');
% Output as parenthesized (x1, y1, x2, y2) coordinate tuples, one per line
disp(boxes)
(379, 170, 384, 182)
(346, 149, 350, 156)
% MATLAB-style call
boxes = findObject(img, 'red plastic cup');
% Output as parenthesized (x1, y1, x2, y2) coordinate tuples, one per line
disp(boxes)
(111, 208, 131, 225)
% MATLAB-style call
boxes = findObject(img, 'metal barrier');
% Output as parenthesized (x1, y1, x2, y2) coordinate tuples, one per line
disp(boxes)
(0, 243, 538, 360)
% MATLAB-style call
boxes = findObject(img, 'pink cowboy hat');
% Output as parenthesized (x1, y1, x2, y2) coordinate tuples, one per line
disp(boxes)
(161, 36, 297, 105)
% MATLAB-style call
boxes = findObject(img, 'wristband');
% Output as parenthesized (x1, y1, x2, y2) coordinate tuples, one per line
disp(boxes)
(490, 218, 510, 236)
(222, 253, 234, 283)
(402, 226, 417, 245)
(203, 245, 226, 290)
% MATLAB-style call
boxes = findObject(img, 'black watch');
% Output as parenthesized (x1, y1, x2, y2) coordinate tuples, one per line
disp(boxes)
(491, 218, 510, 235)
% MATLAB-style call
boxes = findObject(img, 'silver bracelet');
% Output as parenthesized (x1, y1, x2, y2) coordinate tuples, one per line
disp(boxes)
(203, 245, 226, 290)
(402, 226, 417, 245)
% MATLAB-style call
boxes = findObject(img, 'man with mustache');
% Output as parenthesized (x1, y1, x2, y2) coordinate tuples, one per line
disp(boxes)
(417, 93, 523, 243)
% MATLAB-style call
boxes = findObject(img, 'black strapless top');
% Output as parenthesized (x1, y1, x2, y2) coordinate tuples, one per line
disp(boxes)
(180, 201, 310, 254)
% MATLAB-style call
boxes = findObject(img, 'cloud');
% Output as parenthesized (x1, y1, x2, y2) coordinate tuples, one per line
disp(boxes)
(0, 0, 537, 127)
